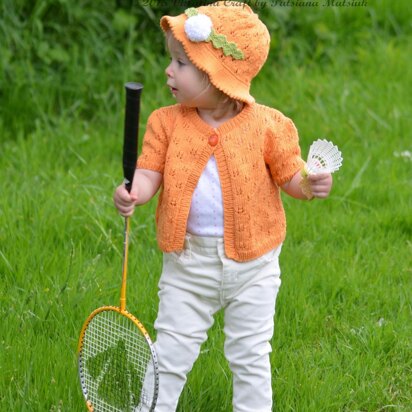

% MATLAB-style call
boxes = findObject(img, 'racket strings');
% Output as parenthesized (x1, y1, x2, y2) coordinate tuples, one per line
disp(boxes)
(79, 310, 155, 411)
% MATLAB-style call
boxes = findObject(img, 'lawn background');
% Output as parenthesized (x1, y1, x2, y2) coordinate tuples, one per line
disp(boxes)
(1, 0, 411, 411)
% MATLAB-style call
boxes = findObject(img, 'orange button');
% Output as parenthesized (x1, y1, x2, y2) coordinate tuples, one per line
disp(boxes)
(208, 133, 219, 146)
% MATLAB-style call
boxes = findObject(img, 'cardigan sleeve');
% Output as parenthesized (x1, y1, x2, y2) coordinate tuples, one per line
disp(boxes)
(136, 108, 170, 173)
(264, 115, 305, 186)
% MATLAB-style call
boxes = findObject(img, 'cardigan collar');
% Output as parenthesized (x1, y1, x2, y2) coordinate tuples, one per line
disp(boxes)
(181, 102, 256, 135)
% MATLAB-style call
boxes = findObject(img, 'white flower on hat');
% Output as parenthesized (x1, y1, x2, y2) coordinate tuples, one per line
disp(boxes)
(184, 13, 213, 42)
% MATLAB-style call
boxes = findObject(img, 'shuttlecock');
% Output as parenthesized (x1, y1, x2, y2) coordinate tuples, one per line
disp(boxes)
(303, 139, 343, 175)
(300, 139, 343, 199)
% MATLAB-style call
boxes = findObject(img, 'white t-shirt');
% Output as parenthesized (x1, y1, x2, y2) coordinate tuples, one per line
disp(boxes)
(186, 155, 224, 237)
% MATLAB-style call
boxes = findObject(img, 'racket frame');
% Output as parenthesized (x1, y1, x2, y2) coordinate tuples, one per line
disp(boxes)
(77, 305, 159, 412)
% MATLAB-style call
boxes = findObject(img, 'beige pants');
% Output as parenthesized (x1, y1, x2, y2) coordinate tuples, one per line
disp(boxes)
(144, 233, 282, 412)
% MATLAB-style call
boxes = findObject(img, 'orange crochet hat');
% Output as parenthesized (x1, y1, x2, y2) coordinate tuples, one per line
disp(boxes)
(160, 1, 270, 104)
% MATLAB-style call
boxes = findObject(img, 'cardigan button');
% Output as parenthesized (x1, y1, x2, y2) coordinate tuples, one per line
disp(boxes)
(208, 133, 219, 146)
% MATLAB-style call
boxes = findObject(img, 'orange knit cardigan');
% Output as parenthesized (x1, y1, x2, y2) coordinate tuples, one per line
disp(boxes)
(137, 102, 305, 262)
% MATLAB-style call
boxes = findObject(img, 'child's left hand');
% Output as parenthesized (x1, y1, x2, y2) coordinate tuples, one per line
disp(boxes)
(306, 173, 333, 198)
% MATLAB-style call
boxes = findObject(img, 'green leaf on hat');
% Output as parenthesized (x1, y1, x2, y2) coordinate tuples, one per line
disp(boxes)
(207, 31, 244, 60)
(185, 8, 198, 17)
(210, 32, 226, 48)
(230, 48, 244, 60)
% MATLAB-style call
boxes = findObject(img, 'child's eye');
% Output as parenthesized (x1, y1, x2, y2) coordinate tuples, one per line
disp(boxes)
(168, 56, 185, 67)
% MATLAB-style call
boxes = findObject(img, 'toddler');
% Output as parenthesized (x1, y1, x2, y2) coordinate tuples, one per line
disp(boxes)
(114, 2, 332, 411)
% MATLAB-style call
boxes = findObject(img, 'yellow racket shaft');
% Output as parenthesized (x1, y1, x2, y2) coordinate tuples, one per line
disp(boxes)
(120, 217, 130, 311)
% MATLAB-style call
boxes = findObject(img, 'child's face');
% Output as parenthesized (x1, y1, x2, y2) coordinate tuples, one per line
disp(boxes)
(165, 34, 214, 107)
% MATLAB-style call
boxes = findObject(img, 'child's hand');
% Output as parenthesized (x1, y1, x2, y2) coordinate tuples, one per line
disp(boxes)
(306, 173, 333, 199)
(113, 168, 163, 216)
(282, 170, 333, 200)
(113, 183, 138, 217)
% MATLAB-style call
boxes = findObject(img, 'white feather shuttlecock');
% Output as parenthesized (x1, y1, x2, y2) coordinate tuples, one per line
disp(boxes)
(305, 139, 343, 175)
(300, 139, 343, 199)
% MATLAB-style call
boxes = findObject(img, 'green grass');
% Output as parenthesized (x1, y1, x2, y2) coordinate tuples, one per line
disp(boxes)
(1, 1, 411, 411)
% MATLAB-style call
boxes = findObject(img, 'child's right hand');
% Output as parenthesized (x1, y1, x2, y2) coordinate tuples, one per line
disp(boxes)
(113, 168, 163, 216)
(113, 183, 138, 217)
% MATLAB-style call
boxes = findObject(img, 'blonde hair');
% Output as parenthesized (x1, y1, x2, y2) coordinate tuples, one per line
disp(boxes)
(165, 30, 244, 114)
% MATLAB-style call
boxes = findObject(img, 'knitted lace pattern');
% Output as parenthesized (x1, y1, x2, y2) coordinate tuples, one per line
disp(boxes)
(137, 103, 304, 262)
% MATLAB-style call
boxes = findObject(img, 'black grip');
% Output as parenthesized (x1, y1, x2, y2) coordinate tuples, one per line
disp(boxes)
(123, 82, 143, 192)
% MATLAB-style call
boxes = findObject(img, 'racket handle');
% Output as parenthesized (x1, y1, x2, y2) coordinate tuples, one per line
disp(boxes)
(123, 82, 143, 193)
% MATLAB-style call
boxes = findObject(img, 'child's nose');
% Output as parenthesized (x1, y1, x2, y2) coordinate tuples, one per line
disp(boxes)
(165, 64, 173, 78)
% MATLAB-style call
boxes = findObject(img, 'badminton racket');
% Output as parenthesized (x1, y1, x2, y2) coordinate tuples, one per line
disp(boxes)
(78, 82, 159, 411)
